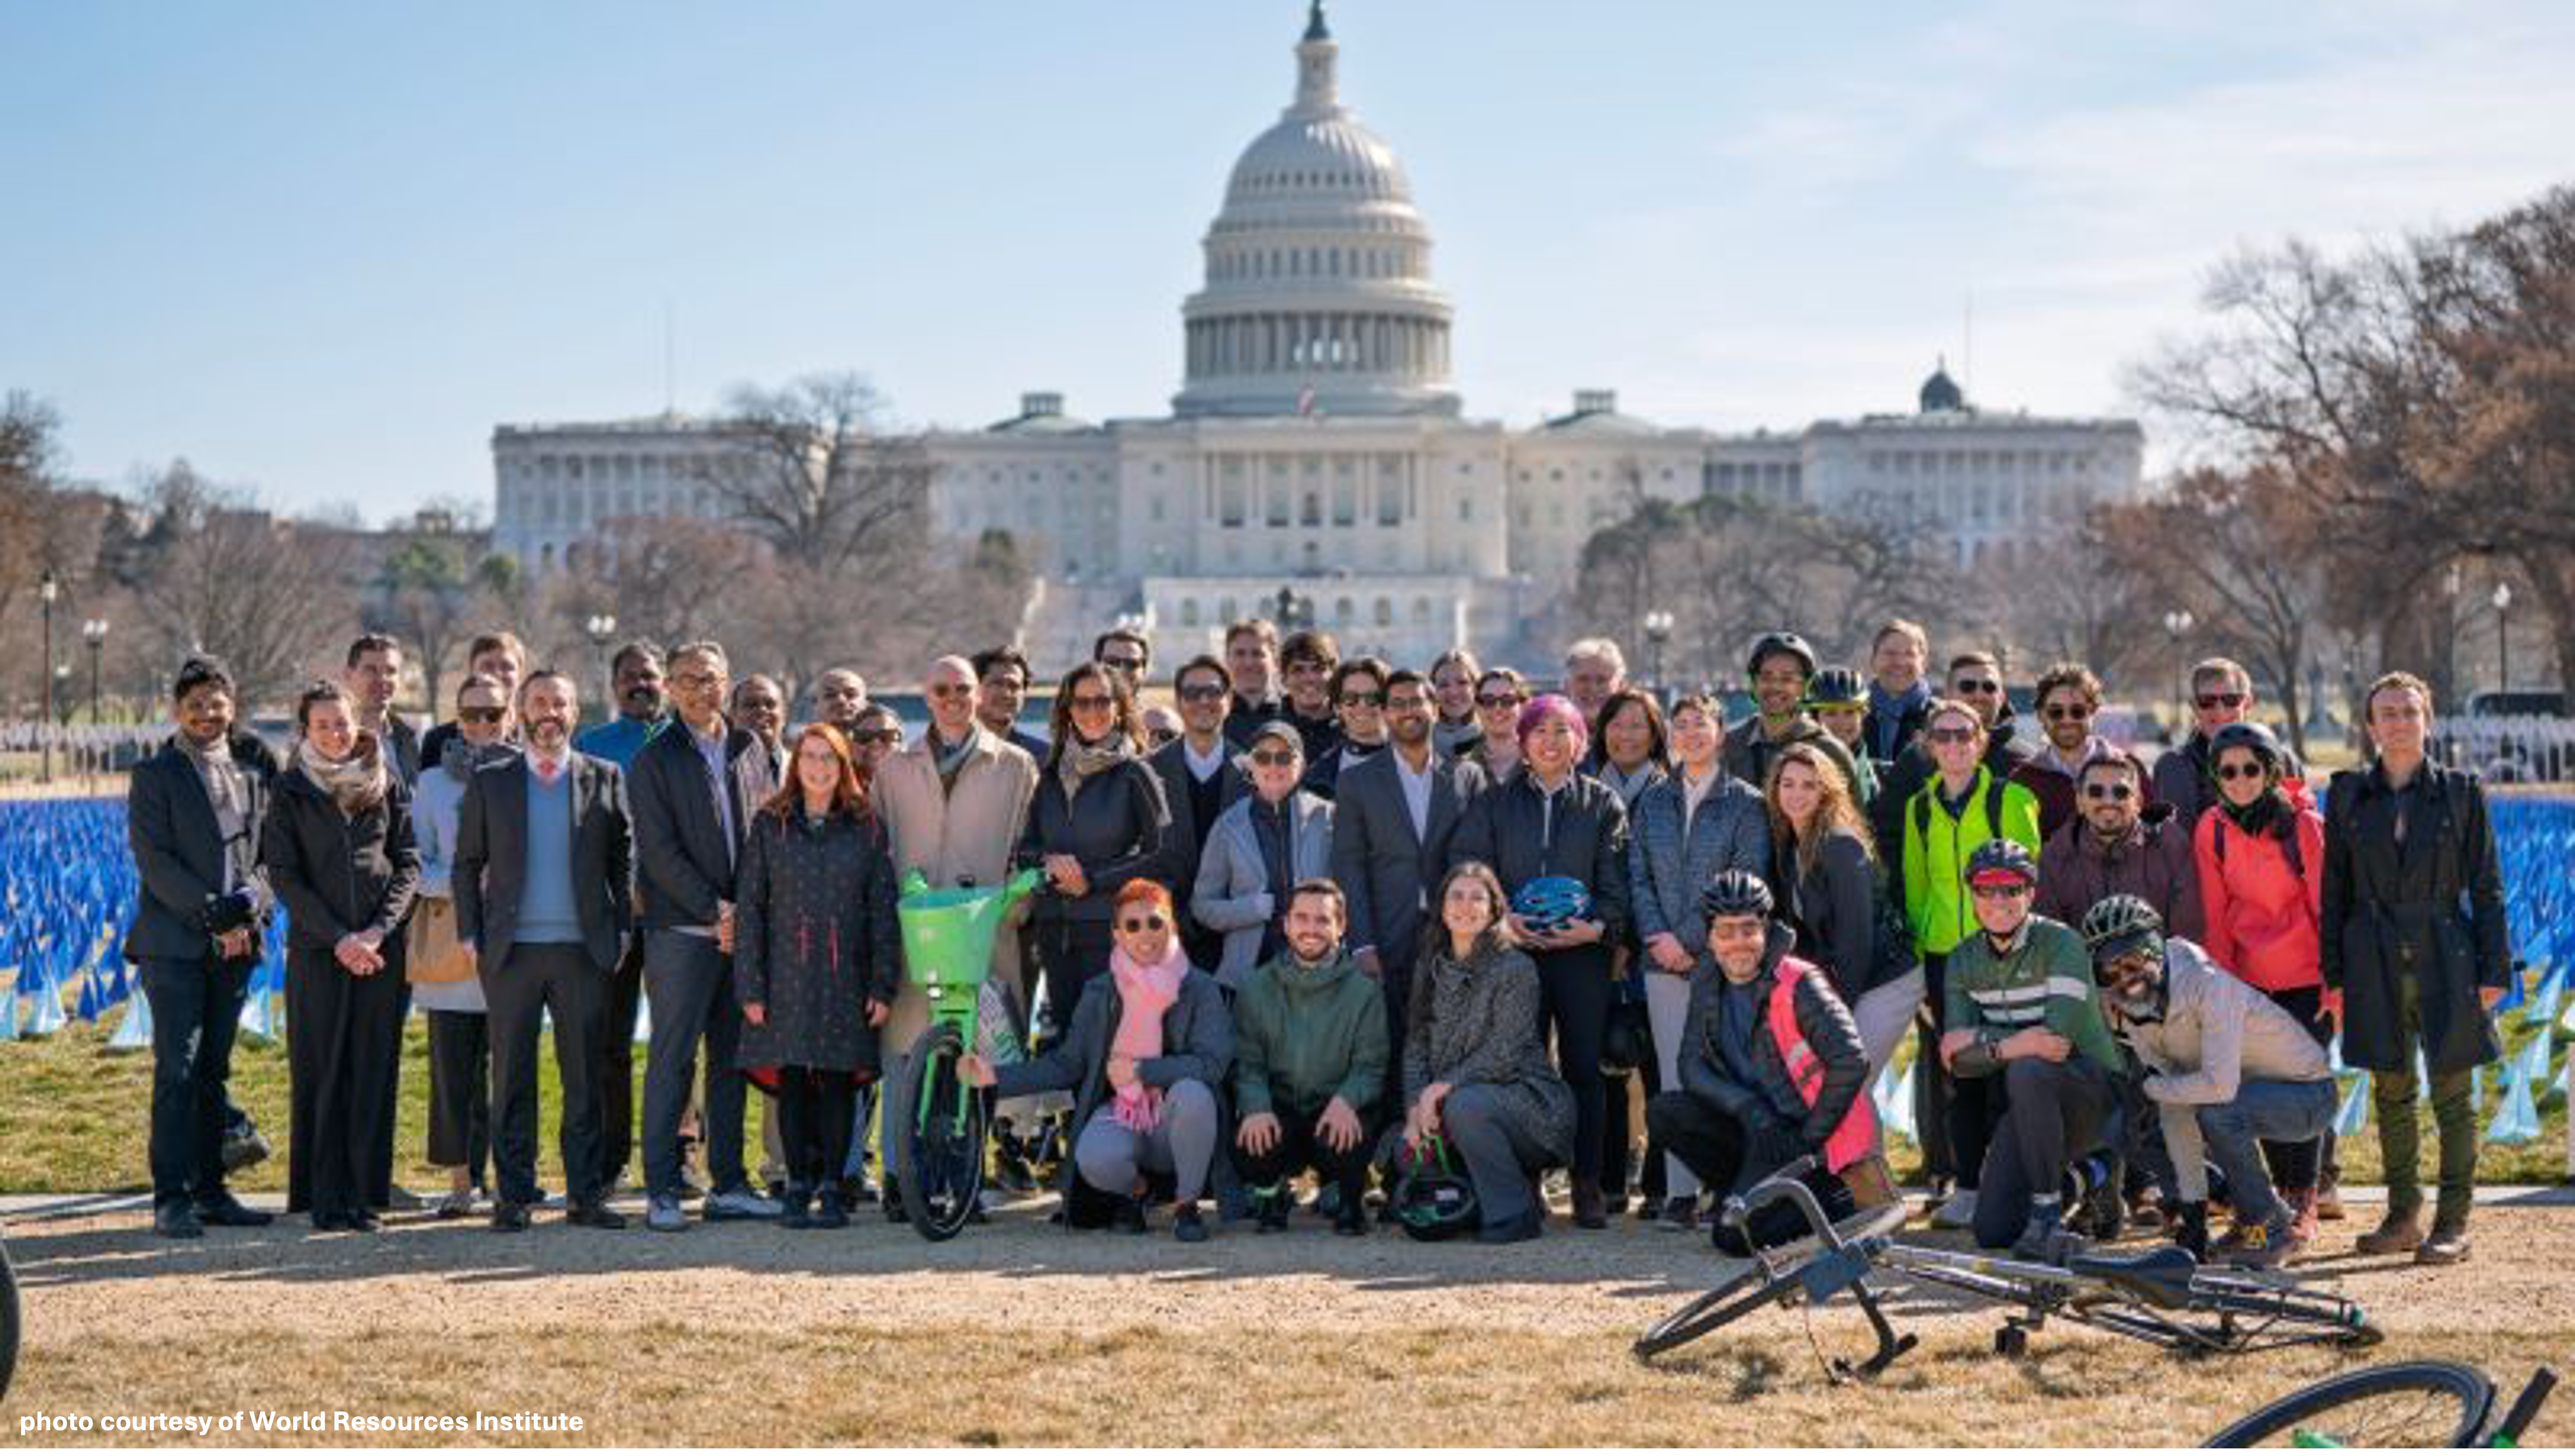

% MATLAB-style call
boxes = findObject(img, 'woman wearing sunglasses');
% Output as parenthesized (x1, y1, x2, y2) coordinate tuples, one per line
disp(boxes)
(1458, 668, 1529, 782)
(2192, 719, 2331, 1262)
(964, 880, 1232, 1241)
(1018, 662, 1173, 1048)
(1193, 721, 1334, 991)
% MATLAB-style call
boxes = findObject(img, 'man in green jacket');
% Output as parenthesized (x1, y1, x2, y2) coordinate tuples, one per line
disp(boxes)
(1940, 839, 2123, 1262)
(1231, 879, 1389, 1236)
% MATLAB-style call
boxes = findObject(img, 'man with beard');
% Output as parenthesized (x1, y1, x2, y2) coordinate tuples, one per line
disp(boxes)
(811, 668, 868, 736)
(574, 638, 667, 1195)
(1230, 881, 1388, 1236)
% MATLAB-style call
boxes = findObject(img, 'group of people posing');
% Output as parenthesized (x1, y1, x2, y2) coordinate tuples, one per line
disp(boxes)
(126, 614, 2514, 1267)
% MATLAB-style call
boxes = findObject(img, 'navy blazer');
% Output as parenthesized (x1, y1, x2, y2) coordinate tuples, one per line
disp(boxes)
(627, 717, 777, 932)
(1328, 745, 1485, 977)
(452, 753, 635, 973)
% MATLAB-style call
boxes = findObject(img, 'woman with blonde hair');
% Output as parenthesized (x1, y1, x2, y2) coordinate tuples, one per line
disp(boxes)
(1765, 742, 1920, 1079)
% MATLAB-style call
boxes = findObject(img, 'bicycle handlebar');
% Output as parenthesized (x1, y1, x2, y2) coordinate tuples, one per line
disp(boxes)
(1717, 1155, 1830, 1248)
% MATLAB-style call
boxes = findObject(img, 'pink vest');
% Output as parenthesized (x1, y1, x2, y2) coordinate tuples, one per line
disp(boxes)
(1764, 956, 1877, 1174)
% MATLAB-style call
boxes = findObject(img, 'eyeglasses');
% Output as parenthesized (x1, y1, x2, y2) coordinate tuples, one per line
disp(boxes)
(671, 671, 721, 691)
(1177, 684, 1229, 703)
(2042, 703, 2093, 722)
(1475, 692, 1525, 709)
(1338, 691, 1384, 708)
(1970, 882, 2032, 901)
(1953, 678, 2001, 695)
(1927, 726, 1978, 745)
(925, 683, 976, 699)
(2082, 782, 2135, 801)
(2214, 763, 2268, 782)
(1249, 748, 1300, 767)
(1118, 914, 1168, 933)
(1069, 693, 1117, 712)
(855, 730, 902, 747)
(1100, 655, 1145, 673)
(458, 706, 506, 724)
(2195, 692, 2247, 710)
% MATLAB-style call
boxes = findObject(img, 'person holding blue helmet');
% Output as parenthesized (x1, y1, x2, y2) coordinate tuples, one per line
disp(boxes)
(1446, 692, 1632, 1228)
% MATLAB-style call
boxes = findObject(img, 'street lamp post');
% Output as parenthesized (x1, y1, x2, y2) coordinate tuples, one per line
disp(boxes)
(1640, 610, 1674, 695)
(585, 613, 617, 724)
(2161, 608, 2195, 739)
(37, 568, 58, 783)
(2492, 582, 2512, 696)
(82, 619, 108, 726)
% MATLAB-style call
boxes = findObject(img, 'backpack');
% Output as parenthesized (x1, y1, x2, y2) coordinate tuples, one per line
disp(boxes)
(2209, 810, 2304, 881)
(1912, 773, 2011, 847)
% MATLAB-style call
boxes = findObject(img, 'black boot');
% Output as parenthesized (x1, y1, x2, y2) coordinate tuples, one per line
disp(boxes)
(2172, 1200, 2209, 1261)
(813, 1187, 849, 1230)
(780, 1183, 815, 1230)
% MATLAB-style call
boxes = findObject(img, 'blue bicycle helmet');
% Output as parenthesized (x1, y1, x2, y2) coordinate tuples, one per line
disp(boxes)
(1510, 875, 1593, 935)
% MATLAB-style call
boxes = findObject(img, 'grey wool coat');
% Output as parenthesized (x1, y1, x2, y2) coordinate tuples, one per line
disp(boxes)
(1402, 945, 1575, 1166)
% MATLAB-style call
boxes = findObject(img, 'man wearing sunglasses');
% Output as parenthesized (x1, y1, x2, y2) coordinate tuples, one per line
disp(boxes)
(2007, 663, 2153, 841)
(2082, 896, 2334, 1268)
(1870, 650, 2035, 864)
(1302, 655, 1391, 801)
(1938, 839, 2123, 1261)
(2152, 658, 2303, 832)
(2037, 751, 2203, 1232)
(1149, 655, 1251, 974)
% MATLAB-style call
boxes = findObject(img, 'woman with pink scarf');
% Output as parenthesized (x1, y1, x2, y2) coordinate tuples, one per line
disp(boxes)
(964, 880, 1233, 1241)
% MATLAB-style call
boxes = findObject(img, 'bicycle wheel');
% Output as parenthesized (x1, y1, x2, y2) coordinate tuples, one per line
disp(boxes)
(896, 1031, 987, 1242)
(1633, 1262, 1798, 1361)
(2203, 1361, 2493, 1447)
(0, 1231, 18, 1402)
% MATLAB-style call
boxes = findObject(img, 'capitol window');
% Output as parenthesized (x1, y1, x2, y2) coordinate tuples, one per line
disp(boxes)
(1181, 599, 1201, 627)
(1374, 597, 1392, 627)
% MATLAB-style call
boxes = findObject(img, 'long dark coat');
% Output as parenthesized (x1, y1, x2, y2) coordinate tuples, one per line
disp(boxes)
(732, 808, 901, 1077)
(2319, 761, 2511, 1076)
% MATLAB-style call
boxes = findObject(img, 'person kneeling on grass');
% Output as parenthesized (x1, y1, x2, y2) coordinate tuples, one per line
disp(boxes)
(1643, 871, 1880, 1255)
(1230, 878, 1388, 1236)
(2082, 895, 2334, 1269)
(1940, 839, 2126, 1262)
(962, 880, 1232, 1242)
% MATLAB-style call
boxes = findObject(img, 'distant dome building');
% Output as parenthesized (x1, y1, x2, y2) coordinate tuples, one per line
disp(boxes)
(490, 6, 2144, 671)
(1173, 2, 1457, 420)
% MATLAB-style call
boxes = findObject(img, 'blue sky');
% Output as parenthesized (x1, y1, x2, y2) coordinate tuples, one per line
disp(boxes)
(6, 1, 2570, 520)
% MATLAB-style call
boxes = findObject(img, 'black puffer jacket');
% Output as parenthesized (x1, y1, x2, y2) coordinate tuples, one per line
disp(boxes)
(1674, 922, 1869, 1176)
(1444, 768, 1632, 942)
(1018, 752, 1173, 926)
(260, 761, 421, 954)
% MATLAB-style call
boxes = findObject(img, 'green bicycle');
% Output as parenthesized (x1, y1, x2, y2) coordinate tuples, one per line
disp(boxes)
(885, 868, 1043, 1241)
(2205, 1362, 2557, 1447)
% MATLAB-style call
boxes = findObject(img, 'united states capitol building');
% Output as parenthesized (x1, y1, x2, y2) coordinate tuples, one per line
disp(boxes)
(491, 5, 2143, 669)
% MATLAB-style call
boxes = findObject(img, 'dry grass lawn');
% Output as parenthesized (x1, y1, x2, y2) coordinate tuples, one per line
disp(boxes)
(6, 1199, 2573, 1447)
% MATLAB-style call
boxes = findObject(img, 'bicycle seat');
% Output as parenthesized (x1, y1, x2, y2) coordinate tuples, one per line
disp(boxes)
(2067, 1245, 2198, 1309)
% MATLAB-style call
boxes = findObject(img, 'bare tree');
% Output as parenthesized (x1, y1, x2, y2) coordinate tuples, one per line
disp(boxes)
(129, 461, 358, 708)
(687, 373, 936, 576)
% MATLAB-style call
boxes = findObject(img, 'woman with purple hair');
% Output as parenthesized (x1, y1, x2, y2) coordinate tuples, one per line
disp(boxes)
(1444, 693, 1633, 1228)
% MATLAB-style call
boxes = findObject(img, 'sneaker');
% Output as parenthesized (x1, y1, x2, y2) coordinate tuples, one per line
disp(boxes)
(813, 1190, 850, 1231)
(1253, 1190, 1292, 1233)
(2210, 1219, 2262, 1262)
(1656, 1196, 1699, 1232)
(646, 1194, 689, 1232)
(781, 1188, 816, 1231)
(2314, 1174, 2346, 1222)
(346, 1208, 383, 1234)
(1333, 1201, 1369, 1237)
(2415, 1217, 2471, 1266)
(193, 1191, 275, 1228)
(490, 1201, 533, 1233)
(2355, 1209, 2425, 1257)
(839, 1173, 879, 1207)
(153, 1201, 205, 1239)
(219, 1129, 273, 1174)
(703, 1186, 784, 1221)
(433, 1188, 479, 1221)
(1173, 1203, 1209, 1244)
(2011, 1207, 2084, 1265)
(384, 1184, 430, 1212)
(2226, 1219, 2296, 1270)
(1930, 1189, 1977, 1230)
(2285, 1186, 2320, 1245)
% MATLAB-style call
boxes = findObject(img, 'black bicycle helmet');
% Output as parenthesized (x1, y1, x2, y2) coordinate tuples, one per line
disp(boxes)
(1965, 837, 2039, 890)
(1745, 630, 1817, 682)
(1805, 665, 1867, 709)
(2078, 894, 2165, 972)
(1698, 868, 1775, 922)
(1392, 1136, 1481, 1242)
(2209, 720, 2284, 776)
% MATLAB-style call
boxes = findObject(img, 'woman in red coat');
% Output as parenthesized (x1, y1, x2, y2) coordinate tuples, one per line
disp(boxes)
(2193, 721, 2333, 1256)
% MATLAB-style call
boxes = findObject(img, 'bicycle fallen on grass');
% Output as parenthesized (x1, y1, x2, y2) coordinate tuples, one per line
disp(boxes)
(2203, 1360, 2557, 1447)
(1634, 1156, 2381, 1374)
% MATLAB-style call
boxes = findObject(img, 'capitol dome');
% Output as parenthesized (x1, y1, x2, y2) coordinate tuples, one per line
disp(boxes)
(1173, 2, 1459, 418)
